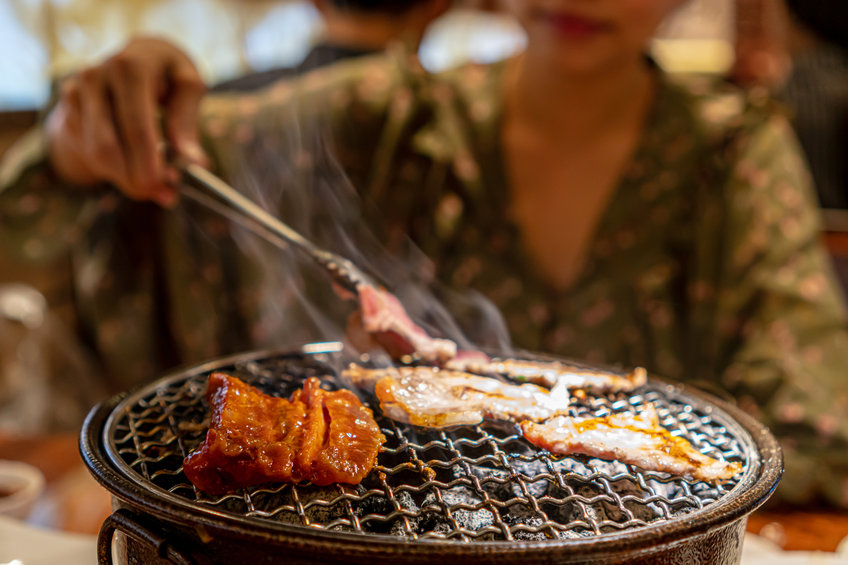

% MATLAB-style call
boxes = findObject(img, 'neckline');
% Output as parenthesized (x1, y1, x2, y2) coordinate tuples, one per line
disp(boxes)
(476, 58, 672, 298)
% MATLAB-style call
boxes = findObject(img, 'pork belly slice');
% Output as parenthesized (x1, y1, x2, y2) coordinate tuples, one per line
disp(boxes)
(343, 364, 571, 428)
(357, 284, 457, 364)
(446, 356, 647, 394)
(520, 406, 742, 483)
(183, 373, 385, 495)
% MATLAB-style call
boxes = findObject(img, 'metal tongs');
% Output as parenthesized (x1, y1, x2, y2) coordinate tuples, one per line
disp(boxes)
(178, 163, 375, 295)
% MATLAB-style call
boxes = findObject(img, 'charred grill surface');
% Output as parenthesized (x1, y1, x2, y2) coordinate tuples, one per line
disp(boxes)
(102, 350, 749, 542)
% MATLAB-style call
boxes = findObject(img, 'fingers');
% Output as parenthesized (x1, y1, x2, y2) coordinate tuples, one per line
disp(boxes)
(163, 61, 208, 168)
(75, 68, 131, 189)
(44, 37, 206, 207)
(105, 56, 175, 206)
(46, 77, 95, 186)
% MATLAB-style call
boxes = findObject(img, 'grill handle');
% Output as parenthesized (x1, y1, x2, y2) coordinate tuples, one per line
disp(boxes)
(97, 508, 194, 565)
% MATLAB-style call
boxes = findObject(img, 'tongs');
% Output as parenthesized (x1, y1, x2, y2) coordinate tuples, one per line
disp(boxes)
(177, 162, 460, 364)
(178, 163, 374, 295)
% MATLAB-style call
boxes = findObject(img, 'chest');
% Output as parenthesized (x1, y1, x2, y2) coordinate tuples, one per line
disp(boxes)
(504, 131, 638, 291)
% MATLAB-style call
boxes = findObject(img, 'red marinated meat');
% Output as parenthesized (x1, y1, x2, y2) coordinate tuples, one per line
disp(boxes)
(183, 373, 385, 495)
(357, 284, 457, 363)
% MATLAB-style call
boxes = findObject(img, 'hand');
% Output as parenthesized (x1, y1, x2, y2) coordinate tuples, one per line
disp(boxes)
(45, 37, 208, 207)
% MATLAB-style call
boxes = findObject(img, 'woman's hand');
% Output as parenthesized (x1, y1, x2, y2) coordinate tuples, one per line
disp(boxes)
(45, 37, 208, 207)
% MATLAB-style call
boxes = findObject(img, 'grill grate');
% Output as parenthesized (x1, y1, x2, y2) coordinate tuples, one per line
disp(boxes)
(103, 349, 749, 542)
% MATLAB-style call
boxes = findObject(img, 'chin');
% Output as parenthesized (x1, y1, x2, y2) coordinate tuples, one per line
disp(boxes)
(528, 42, 617, 76)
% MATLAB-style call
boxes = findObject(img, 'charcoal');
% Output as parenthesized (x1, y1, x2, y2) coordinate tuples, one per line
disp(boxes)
(418, 485, 496, 535)
(501, 503, 548, 541)
(298, 486, 353, 526)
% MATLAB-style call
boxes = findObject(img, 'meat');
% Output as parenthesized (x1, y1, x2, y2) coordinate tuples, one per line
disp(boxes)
(343, 364, 571, 427)
(520, 405, 742, 483)
(446, 356, 647, 394)
(182, 373, 385, 495)
(357, 284, 457, 364)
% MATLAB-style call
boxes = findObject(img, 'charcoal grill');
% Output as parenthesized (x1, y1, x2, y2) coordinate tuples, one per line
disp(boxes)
(80, 342, 782, 564)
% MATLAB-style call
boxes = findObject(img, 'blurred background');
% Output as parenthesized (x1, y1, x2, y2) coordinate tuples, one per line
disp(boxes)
(0, 0, 733, 112)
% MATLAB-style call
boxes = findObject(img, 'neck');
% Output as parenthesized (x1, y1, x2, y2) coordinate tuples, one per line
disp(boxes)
(505, 53, 655, 138)
(322, 12, 421, 51)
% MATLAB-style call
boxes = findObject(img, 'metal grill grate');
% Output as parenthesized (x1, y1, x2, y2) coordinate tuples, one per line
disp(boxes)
(103, 348, 750, 542)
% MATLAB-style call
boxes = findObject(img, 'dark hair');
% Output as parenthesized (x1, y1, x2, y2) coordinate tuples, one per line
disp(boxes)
(327, 0, 432, 14)
(785, 0, 848, 51)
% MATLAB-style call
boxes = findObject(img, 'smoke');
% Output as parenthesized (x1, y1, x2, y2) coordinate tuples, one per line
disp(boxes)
(203, 93, 513, 358)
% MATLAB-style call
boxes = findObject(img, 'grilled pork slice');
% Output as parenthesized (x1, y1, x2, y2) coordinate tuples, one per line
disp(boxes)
(343, 365, 571, 428)
(357, 284, 457, 364)
(520, 406, 742, 483)
(446, 356, 646, 394)
(183, 373, 385, 495)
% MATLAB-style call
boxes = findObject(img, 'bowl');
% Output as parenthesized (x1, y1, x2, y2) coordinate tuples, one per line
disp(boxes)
(0, 460, 45, 520)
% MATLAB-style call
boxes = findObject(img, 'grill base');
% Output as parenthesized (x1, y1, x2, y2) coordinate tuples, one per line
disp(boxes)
(103, 503, 747, 565)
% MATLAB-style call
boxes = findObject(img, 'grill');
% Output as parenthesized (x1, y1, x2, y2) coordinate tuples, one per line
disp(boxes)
(81, 343, 782, 564)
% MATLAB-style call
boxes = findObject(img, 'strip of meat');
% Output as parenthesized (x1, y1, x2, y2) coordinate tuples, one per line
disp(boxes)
(446, 356, 647, 394)
(183, 373, 385, 495)
(357, 284, 457, 364)
(520, 406, 742, 483)
(343, 364, 571, 428)
(309, 383, 389, 486)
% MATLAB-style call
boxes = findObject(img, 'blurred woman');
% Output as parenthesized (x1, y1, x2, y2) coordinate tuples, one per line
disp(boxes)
(2, 0, 848, 506)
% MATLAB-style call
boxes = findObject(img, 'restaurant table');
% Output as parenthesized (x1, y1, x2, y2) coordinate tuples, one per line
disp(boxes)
(2, 432, 848, 553)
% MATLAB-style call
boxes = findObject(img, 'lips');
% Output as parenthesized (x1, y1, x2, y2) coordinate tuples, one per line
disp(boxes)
(540, 12, 608, 38)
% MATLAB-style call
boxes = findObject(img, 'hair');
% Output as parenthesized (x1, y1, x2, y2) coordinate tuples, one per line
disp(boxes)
(784, 0, 848, 51)
(326, 0, 433, 14)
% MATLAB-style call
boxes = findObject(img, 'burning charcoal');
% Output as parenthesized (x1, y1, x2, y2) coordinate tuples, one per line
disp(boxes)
(298, 486, 355, 528)
(558, 528, 598, 540)
(414, 509, 452, 537)
(387, 490, 422, 537)
(348, 486, 393, 520)
(501, 503, 549, 541)
(453, 463, 515, 499)
(586, 458, 631, 477)
(561, 481, 649, 530)
(395, 489, 420, 513)
(418, 485, 496, 537)
(502, 458, 552, 498)
(443, 486, 495, 532)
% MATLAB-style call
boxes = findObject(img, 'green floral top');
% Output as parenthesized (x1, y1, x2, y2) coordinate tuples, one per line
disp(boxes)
(2, 52, 848, 506)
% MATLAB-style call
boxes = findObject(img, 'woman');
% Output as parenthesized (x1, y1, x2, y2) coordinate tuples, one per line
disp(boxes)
(2, 1, 847, 506)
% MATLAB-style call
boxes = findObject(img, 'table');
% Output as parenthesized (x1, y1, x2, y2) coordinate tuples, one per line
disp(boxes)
(2, 433, 847, 552)
(0, 433, 112, 535)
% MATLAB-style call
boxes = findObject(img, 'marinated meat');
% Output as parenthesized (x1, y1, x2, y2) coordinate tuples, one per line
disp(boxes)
(446, 356, 647, 394)
(357, 284, 457, 364)
(343, 364, 571, 427)
(308, 383, 389, 486)
(183, 373, 385, 495)
(520, 406, 742, 483)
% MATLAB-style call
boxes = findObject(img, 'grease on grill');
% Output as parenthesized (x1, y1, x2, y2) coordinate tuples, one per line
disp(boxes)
(109, 353, 745, 541)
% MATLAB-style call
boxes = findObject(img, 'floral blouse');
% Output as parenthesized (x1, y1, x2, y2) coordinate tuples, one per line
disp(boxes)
(2, 51, 848, 506)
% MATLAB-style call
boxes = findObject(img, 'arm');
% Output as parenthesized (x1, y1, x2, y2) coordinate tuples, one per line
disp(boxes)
(713, 112, 848, 506)
(0, 37, 207, 264)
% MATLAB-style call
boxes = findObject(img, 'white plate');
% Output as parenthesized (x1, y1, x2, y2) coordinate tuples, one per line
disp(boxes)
(0, 516, 95, 565)
(0, 461, 44, 520)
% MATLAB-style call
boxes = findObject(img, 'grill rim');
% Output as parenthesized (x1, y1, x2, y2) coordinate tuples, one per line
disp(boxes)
(80, 345, 782, 559)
